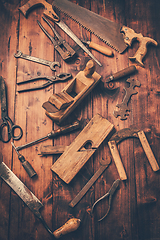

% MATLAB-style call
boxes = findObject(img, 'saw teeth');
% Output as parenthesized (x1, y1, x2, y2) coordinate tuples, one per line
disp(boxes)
(53, 5, 119, 53)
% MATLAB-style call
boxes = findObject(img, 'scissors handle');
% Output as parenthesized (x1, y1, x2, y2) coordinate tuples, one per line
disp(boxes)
(0, 117, 23, 143)
(11, 124, 23, 141)
(0, 121, 11, 143)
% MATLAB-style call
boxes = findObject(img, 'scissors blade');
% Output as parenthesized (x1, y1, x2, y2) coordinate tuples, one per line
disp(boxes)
(0, 76, 8, 118)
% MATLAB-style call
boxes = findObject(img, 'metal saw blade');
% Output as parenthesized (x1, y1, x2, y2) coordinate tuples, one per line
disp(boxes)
(52, 0, 127, 53)
(0, 161, 43, 217)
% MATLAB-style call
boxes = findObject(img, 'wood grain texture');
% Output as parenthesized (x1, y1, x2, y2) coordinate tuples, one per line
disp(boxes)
(0, 0, 160, 239)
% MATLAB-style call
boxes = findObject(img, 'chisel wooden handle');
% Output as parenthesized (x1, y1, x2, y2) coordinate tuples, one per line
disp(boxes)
(138, 131, 160, 171)
(53, 218, 81, 238)
(87, 41, 113, 56)
(108, 141, 127, 180)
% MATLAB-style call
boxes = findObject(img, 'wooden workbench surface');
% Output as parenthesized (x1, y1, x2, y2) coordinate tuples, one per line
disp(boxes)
(0, 0, 160, 239)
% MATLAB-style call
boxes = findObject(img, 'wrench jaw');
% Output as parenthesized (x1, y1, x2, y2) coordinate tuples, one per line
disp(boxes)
(14, 50, 23, 58)
(49, 61, 61, 71)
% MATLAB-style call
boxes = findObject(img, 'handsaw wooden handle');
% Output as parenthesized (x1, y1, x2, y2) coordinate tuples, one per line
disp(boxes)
(122, 26, 158, 67)
(53, 218, 81, 238)
(19, 0, 59, 22)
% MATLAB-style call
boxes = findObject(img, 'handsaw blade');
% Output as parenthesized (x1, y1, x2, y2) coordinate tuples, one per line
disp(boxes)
(0, 161, 43, 218)
(52, 0, 127, 53)
(0, 76, 8, 118)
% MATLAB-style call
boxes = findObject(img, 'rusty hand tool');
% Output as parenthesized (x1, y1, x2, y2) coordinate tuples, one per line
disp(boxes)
(11, 142, 37, 178)
(37, 17, 76, 61)
(14, 50, 60, 71)
(91, 179, 120, 221)
(103, 65, 137, 91)
(108, 128, 160, 180)
(53, 0, 158, 67)
(17, 73, 72, 93)
(18, 0, 102, 67)
(81, 40, 113, 57)
(69, 157, 111, 208)
(0, 76, 23, 143)
(15, 120, 81, 151)
(113, 78, 141, 120)
(0, 157, 80, 238)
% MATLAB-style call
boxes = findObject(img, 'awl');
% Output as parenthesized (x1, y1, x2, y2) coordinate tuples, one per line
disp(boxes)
(0, 155, 81, 238)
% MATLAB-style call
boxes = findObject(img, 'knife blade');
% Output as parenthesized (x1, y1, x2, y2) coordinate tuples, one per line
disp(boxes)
(0, 155, 81, 237)
(52, 0, 158, 67)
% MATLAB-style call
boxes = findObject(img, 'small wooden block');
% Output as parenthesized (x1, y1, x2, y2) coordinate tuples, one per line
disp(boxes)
(51, 114, 114, 184)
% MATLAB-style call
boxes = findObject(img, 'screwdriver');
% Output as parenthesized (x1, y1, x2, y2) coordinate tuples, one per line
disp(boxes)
(14, 120, 81, 151)
(11, 142, 37, 178)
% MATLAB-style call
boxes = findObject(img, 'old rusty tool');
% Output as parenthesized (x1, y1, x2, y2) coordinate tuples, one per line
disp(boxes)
(53, 0, 158, 67)
(14, 50, 60, 71)
(43, 60, 102, 124)
(15, 120, 81, 151)
(11, 142, 37, 178)
(81, 40, 113, 57)
(0, 76, 23, 143)
(69, 157, 111, 208)
(18, 0, 102, 67)
(51, 114, 114, 184)
(0, 156, 81, 237)
(108, 128, 160, 180)
(37, 17, 76, 61)
(91, 179, 120, 221)
(103, 65, 137, 91)
(17, 73, 72, 93)
(113, 78, 141, 120)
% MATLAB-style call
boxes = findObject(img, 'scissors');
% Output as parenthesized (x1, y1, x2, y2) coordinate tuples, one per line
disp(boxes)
(0, 76, 23, 143)
(91, 179, 120, 221)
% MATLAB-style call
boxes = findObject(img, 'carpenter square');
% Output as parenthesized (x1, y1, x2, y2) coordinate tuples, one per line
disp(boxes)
(52, 0, 158, 67)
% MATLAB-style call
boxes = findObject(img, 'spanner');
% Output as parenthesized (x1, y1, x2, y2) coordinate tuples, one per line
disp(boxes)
(14, 50, 60, 71)
(113, 78, 141, 120)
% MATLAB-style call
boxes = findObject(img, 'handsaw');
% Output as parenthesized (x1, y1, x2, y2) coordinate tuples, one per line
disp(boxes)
(52, 0, 158, 67)
(0, 155, 81, 237)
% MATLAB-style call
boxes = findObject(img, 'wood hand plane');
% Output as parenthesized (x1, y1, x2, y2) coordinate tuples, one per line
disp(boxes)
(51, 114, 114, 184)
(42, 60, 101, 124)
(108, 128, 160, 180)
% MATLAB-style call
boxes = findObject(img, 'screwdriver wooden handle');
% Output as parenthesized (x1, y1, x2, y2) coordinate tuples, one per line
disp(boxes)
(53, 218, 81, 238)
(88, 41, 113, 56)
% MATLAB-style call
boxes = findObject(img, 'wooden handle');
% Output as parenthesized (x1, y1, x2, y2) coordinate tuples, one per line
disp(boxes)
(122, 26, 158, 67)
(19, 0, 59, 22)
(88, 42, 113, 56)
(111, 65, 136, 81)
(138, 131, 160, 171)
(40, 145, 67, 155)
(108, 141, 127, 180)
(53, 218, 81, 238)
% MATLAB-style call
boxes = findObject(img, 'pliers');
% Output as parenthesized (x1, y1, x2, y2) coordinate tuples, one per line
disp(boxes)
(37, 17, 76, 61)
(17, 73, 72, 92)
(91, 179, 120, 221)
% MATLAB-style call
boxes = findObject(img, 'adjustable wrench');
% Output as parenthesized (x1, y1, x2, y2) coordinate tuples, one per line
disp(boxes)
(14, 50, 60, 71)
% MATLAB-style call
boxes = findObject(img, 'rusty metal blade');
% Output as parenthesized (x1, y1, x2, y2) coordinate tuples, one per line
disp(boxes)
(52, 0, 127, 53)
(0, 162, 43, 218)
